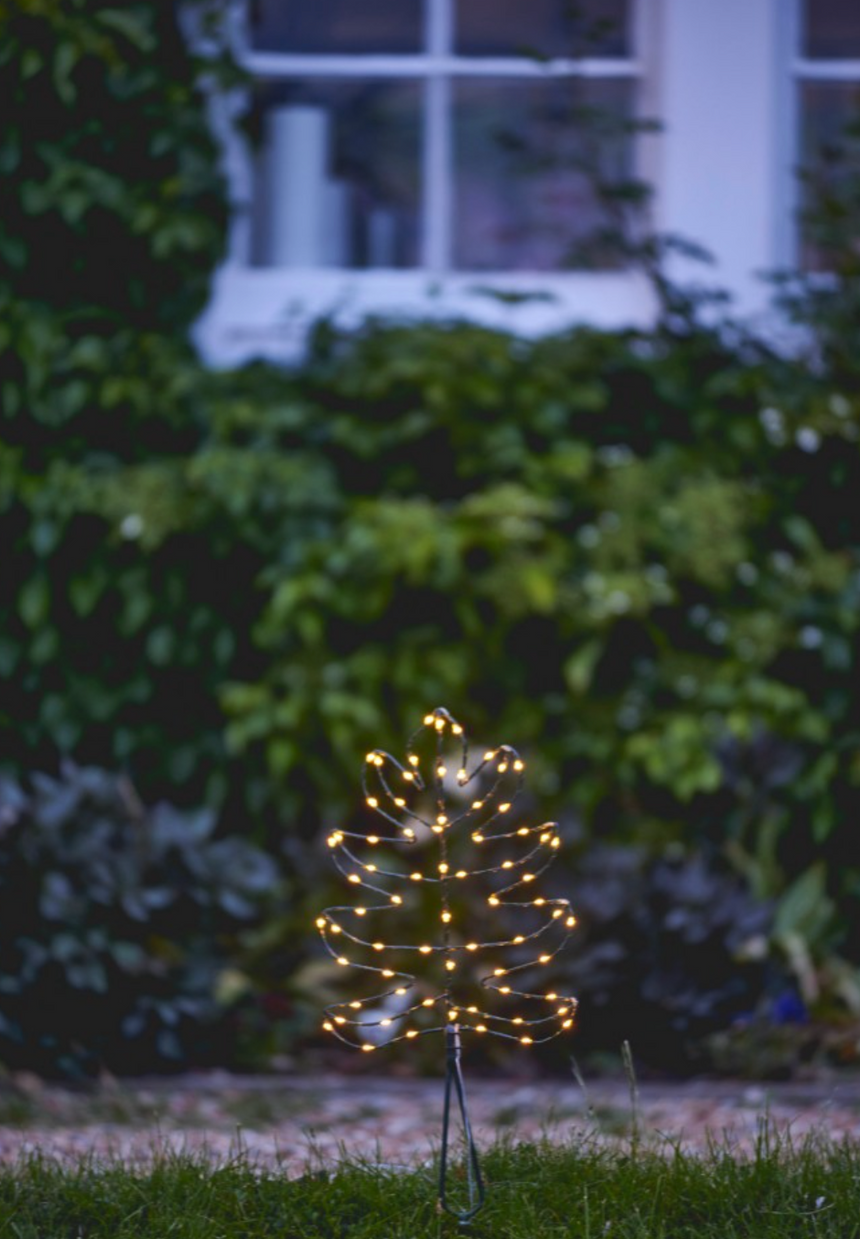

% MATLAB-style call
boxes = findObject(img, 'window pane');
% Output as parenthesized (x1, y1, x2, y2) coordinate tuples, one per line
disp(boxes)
(250, 82, 422, 269)
(249, 0, 423, 53)
(453, 78, 635, 271)
(801, 0, 860, 59)
(798, 81, 860, 269)
(456, 0, 630, 58)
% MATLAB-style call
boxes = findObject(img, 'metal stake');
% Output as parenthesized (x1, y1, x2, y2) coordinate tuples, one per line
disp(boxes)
(439, 1024, 485, 1224)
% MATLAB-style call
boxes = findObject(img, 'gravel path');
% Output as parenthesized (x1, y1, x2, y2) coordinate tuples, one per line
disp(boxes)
(3, 1073, 860, 1174)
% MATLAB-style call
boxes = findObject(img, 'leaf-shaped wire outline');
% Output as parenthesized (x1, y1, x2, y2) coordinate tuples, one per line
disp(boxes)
(319, 707, 578, 1050)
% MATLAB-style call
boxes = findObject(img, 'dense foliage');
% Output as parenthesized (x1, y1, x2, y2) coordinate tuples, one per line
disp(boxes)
(2, 0, 860, 1072)
(0, 764, 278, 1076)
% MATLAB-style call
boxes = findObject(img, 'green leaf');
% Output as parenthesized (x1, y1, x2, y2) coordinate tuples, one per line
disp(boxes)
(18, 576, 49, 629)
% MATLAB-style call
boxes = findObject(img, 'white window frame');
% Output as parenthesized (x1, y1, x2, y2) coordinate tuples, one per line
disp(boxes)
(239, 1, 644, 274)
(197, 0, 658, 365)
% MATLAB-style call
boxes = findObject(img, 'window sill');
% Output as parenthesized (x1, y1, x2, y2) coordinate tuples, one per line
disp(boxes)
(194, 266, 657, 366)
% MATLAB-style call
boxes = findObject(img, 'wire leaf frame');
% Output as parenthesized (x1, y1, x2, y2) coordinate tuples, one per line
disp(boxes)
(318, 706, 578, 1049)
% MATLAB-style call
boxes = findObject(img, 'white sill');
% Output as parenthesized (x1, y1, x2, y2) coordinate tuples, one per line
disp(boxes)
(194, 266, 657, 367)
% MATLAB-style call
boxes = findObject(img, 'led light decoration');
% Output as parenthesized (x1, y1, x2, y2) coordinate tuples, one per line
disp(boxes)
(317, 707, 578, 1222)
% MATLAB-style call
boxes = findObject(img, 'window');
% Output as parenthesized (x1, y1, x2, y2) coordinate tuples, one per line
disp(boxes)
(794, 0, 860, 267)
(240, 0, 639, 273)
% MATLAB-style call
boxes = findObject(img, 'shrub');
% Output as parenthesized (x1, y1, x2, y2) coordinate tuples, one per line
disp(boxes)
(0, 763, 279, 1076)
(561, 844, 787, 1071)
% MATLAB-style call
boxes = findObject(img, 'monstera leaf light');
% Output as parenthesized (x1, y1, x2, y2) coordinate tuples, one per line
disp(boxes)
(317, 707, 578, 1221)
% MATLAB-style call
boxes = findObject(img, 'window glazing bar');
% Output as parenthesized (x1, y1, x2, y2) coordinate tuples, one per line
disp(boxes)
(793, 58, 860, 79)
(423, 0, 453, 271)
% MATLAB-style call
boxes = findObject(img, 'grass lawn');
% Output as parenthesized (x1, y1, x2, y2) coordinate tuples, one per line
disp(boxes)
(0, 1129, 859, 1238)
